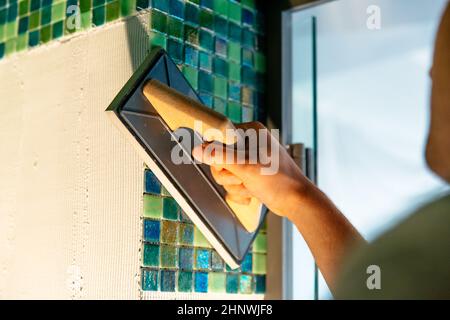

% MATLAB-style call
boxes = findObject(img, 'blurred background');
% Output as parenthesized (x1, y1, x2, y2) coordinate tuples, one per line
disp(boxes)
(289, 0, 450, 299)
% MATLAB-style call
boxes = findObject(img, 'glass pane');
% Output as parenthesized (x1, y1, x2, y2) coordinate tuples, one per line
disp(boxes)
(291, 0, 449, 299)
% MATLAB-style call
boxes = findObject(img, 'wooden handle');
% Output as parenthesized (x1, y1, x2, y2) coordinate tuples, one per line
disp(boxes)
(143, 79, 237, 144)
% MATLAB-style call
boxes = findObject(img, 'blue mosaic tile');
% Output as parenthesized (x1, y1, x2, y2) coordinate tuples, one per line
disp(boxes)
(255, 275, 266, 294)
(241, 253, 252, 273)
(169, 0, 185, 19)
(144, 219, 161, 242)
(178, 271, 193, 292)
(226, 273, 238, 293)
(161, 270, 176, 291)
(142, 269, 159, 291)
(195, 248, 210, 270)
(195, 272, 208, 292)
(179, 247, 194, 270)
(145, 169, 161, 194)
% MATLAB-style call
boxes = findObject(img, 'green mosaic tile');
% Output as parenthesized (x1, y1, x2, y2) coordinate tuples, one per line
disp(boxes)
(239, 274, 252, 294)
(19, 0, 29, 17)
(227, 101, 241, 123)
(198, 28, 213, 51)
(81, 11, 92, 30)
(106, 1, 120, 22)
(143, 194, 163, 219)
(253, 233, 267, 253)
(199, 8, 213, 29)
(121, 0, 136, 17)
(208, 272, 226, 293)
(178, 271, 193, 292)
(51, 2, 66, 22)
(226, 274, 238, 293)
(29, 10, 39, 30)
(227, 1, 241, 24)
(143, 243, 160, 267)
(213, 97, 226, 115)
(6, 21, 17, 40)
(80, 0, 92, 13)
(252, 253, 266, 274)
(40, 24, 51, 43)
(92, 5, 106, 26)
(163, 197, 179, 220)
(254, 51, 265, 73)
(150, 30, 166, 49)
(213, 0, 228, 17)
(183, 65, 198, 89)
(168, 15, 184, 39)
(228, 61, 240, 82)
(15, 33, 27, 51)
(151, 9, 166, 33)
(198, 50, 212, 72)
(160, 245, 178, 268)
(193, 226, 212, 248)
(213, 56, 228, 77)
(0, 25, 4, 42)
(142, 269, 159, 291)
(214, 76, 227, 99)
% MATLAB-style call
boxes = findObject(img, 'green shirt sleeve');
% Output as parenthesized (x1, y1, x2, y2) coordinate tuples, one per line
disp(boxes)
(335, 194, 450, 299)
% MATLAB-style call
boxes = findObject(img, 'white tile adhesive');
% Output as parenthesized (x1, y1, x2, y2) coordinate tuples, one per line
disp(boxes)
(0, 13, 264, 300)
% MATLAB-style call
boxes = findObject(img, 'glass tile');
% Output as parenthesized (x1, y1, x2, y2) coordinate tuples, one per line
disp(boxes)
(193, 226, 212, 248)
(254, 275, 265, 294)
(183, 65, 198, 89)
(213, 14, 227, 37)
(214, 76, 227, 99)
(167, 38, 183, 63)
(195, 248, 210, 270)
(242, 105, 254, 122)
(199, 8, 213, 29)
(213, 56, 228, 77)
(143, 219, 161, 242)
(213, 97, 226, 115)
(227, 1, 241, 24)
(179, 247, 194, 270)
(41, 5, 51, 25)
(214, 36, 227, 57)
(106, 1, 120, 22)
(228, 61, 240, 82)
(179, 223, 194, 245)
(241, 85, 253, 105)
(161, 270, 176, 292)
(143, 194, 163, 219)
(252, 253, 266, 274)
(194, 272, 208, 292)
(242, 8, 253, 26)
(160, 244, 178, 268)
(198, 50, 212, 72)
(184, 44, 198, 67)
(142, 269, 158, 291)
(120, 0, 136, 16)
(242, 47, 253, 67)
(226, 273, 238, 293)
(227, 101, 241, 123)
(211, 250, 224, 271)
(198, 70, 213, 94)
(40, 24, 51, 43)
(150, 9, 166, 33)
(229, 82, 240, 102)
(239, 274, 252, 294)
(136, 0, 150, 11)
(184, 24, 199, 45)
(178, 271, 193, 292)
(253, 233, 267, 253)
(152, 0, 169, 13)
(213, 0, 228, 16)
(92, 5, 105, 26)
(163, 197, 179, 220)
(198, 28, 213, 51)
(143, 243, 160, 267)
(241, 253, 252, 273)
(208, 272, 226, 293)
(169, 0, 184, 19)
(200, 0, 214, 10)
(168, 15, 183, 39)
(161, 220, 179, 244)
(145, 170, 162, 194)
(185, 2, 198, 25)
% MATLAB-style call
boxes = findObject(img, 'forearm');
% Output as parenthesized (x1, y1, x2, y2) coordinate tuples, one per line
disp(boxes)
(285, 181, 366, 294)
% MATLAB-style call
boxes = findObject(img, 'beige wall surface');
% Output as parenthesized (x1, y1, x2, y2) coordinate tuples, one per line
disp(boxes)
(0, 16, 150, 299)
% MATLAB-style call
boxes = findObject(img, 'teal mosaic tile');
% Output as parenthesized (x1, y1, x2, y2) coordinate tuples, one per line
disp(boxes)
(0, 0, 267, 295)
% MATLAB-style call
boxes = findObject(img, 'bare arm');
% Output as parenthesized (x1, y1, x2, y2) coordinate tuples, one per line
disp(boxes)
(192, 121, 365, 294)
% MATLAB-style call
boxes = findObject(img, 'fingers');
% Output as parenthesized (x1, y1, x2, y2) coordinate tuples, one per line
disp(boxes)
(226, 193, 251, 206)
(210, 166, 242, 185)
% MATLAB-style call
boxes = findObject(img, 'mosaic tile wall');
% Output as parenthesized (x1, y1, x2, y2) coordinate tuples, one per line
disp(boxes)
(0, 0, 267, 295)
